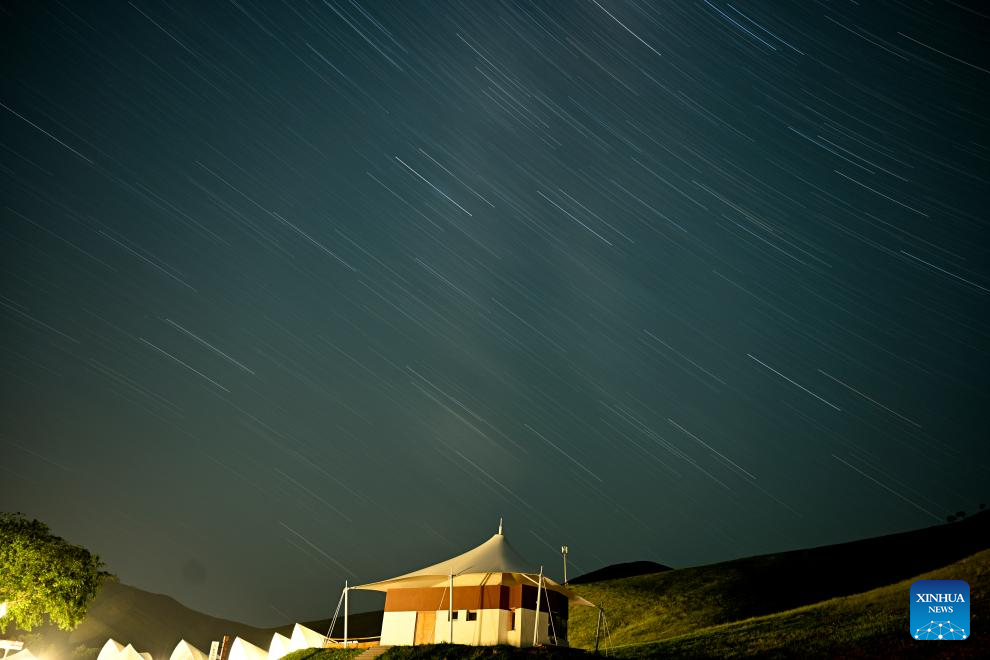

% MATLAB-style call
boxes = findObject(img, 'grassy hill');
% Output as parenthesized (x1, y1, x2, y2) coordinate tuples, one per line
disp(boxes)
(608, 548, 989, 658)
(281, 650, 363, 660)
(281, 647, 588, 660)
(566, 511, 990, 650)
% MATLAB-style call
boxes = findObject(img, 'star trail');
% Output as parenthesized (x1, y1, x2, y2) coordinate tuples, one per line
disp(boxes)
(2, 0, 988, 626)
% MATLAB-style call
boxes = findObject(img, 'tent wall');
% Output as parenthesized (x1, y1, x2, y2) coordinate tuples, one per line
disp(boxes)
(380, 606, 553, 647)
(507, 608, 551, 647)
(434, 608, 508, 645)
(381, 610, 417, 645)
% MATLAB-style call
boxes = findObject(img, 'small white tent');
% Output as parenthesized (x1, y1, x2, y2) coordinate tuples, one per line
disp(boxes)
(226, 637, 268, 660)
(119, 644, 151, 660)
(267, 632, 293, 660)
(169, 639, 209, 660)
(97, 639, 125, 660)
(7, 650, 40, 660)
(288, 623, 326, 650)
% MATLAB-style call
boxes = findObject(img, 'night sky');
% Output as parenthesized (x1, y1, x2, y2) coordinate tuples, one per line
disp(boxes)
(2, 0, 988, 627)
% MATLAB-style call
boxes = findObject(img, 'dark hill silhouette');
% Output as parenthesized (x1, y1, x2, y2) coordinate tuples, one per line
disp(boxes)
(708, 509, 990, 617)
(569, 560, 672, 584)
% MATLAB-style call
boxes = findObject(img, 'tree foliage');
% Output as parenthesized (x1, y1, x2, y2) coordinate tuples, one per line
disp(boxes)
(0, 512, 114, 633)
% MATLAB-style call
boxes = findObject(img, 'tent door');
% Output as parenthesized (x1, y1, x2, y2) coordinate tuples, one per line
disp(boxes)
(414, 610, 436, 645)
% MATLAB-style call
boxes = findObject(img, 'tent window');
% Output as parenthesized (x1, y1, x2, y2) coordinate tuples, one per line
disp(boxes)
(466, 610, 478, 621)
(508, 610, 516, 630)
(448, 610, 459, 620)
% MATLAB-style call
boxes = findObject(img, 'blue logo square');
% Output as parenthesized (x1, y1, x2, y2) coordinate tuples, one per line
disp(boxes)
(911, 580, 969, 640)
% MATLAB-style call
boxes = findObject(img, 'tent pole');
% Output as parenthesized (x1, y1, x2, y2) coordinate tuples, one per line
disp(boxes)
(343, 581, 349, 648)
(326, 588, 345, 642)
(544, 584, 557, 646)
(448, 569, 454, 644)
(532, 566, 543, 647)
(594, 607, 602, 652)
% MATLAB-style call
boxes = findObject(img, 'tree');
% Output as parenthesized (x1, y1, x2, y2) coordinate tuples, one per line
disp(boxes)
(0, 512, 114, 633)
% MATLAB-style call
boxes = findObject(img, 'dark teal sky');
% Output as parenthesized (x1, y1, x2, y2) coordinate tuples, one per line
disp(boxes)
(2, 0, 988, 626)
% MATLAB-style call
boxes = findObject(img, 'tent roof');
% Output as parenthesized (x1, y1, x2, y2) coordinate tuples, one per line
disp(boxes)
(365, 531, 534, 585)
(352, 525, 594, 607)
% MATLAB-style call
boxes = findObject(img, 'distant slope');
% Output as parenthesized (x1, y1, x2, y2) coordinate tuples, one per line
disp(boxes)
(612, 548, 989, 658)
(569, 561, 671, 585)
(18, 581, 270, 658)
(568, 511, 990, 649)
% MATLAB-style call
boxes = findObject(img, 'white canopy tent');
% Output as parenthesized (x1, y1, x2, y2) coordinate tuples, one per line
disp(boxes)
(347, 521, 593, 647)
(225, 638, 267, 660)
(168, 640, 209, 660)
(119, 644, 151, 660)
(288, 623, 326, 650)
(267, 632, 292, 660)
(6, 650, 39, 660)
(354, 531, 592, 603)
(96, 639, 125, 660)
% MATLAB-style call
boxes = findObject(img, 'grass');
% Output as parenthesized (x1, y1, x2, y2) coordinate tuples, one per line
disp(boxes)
(379, 643, 587, 659)
(567, 559, 743, 649)
(591, 548, 990, 658)
(280, 650, 363, 660)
